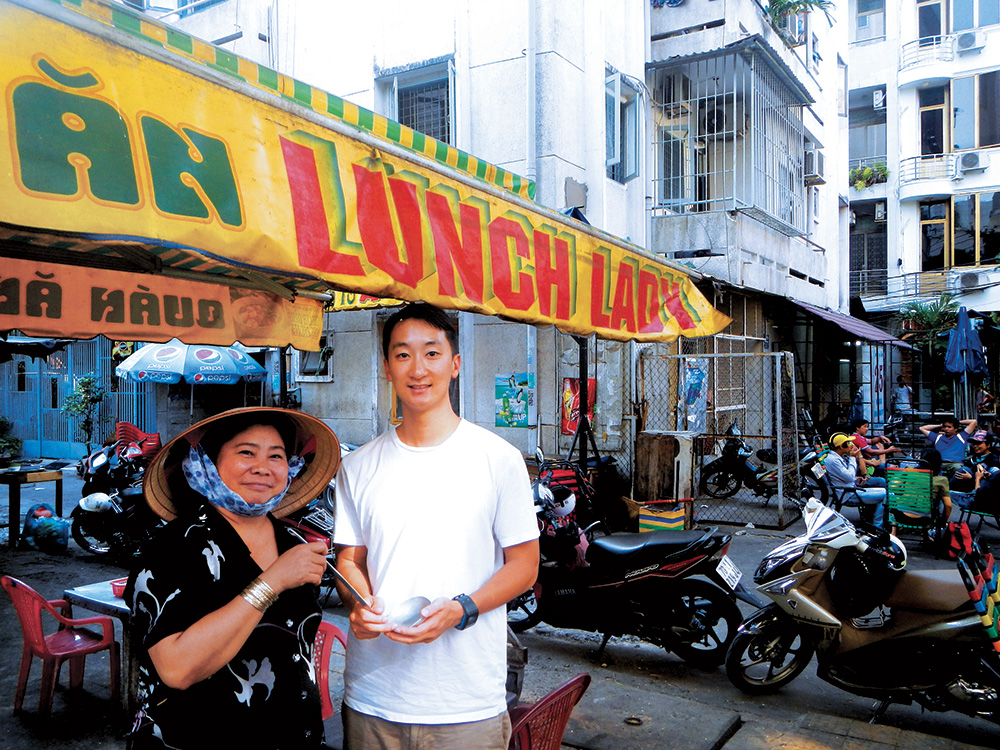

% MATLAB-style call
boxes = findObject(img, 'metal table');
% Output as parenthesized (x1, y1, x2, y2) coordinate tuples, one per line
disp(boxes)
(63, 579, 136, 714)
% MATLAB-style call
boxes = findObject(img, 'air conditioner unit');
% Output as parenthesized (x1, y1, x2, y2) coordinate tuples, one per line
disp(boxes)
(953, 271, 981, 291)
(959, 150, 990, 173)
(804, 150, 826, 185)
(699, 98, 745, 140)
(956, 30, 986, 53)
(873, 88, 886, 111)
(874, 202, 887, 222)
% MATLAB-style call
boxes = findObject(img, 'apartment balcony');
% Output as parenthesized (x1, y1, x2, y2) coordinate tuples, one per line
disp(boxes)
(848, 157, 889, 202)
(650, 0, 727, 56)
(650, 210, 827, 306)
(863, 269, 1000, 314)
(899, 30, 994, 88)
(898, 154, 958, 201)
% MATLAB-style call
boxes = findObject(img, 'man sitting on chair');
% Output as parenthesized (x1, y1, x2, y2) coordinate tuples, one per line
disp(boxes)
(824, 433, 887, 530)
(950, 430, 999, 492)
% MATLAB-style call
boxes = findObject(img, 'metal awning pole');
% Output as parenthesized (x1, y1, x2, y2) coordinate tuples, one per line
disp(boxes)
(279, 346, 288, 408)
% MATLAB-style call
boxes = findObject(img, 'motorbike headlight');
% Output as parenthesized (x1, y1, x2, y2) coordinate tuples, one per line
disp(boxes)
(91, 453, 108, 470)
(738, 446, 754, 458)
(754, 539, 808, 582)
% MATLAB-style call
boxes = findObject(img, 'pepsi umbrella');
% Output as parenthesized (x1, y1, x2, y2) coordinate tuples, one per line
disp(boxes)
(115, 339, 266, 417)
(944, 307, 987, 419)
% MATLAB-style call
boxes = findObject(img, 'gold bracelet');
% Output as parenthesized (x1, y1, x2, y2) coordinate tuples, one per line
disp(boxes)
(241, 577, 279, 613)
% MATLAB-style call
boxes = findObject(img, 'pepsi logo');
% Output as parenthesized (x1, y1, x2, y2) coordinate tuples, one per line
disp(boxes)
(228, 350, 249, 364)
(154, 346, 181, 363)
(193, 373, 205, 382)
(138, 370, 147, 379)
(194, 348, 223, 364)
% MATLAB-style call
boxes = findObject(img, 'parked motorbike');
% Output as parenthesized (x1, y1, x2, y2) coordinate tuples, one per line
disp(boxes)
(80, 437, 149, 496)
(72, 485, 162, 559)
(699, 422, 827, 505)
(506, 450, 760, 667)
(725, 497, 1000, 724)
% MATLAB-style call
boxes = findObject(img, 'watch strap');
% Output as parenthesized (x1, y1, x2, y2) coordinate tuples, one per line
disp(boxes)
(453, 593, 479, 630)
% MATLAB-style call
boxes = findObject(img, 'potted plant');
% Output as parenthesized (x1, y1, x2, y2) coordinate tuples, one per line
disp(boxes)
(61, 373, 108, 455)
(849, 164, 890, 190)
(0, 416, 22, 466)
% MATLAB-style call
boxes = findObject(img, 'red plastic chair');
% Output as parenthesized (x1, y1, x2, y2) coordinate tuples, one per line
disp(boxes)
(1, 576, 120, 716)
(115, 422, 162, 461)
(313, 620, 348, 721)
(508, 673, 591, 750)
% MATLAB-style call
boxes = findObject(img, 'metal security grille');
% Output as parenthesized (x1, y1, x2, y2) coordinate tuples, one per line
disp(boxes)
(649, 45, 807, 236)
(0, 338, 154, 459)
(397, 78, 451, 145)
(850, 233, 888, 296)
(637, 351, 801, 529)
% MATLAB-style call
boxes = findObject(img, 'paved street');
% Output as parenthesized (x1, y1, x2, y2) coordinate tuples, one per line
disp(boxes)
(1, 467, 998, 749)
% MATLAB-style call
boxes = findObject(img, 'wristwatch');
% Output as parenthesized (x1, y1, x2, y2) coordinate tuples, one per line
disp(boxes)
(453, 593, 479, 630)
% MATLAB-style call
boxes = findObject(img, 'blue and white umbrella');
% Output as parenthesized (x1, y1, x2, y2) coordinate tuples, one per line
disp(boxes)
(116, 339, 266, 416)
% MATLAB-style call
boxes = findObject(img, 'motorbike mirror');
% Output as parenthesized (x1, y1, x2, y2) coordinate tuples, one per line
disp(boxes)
(535, 446, 545, 464)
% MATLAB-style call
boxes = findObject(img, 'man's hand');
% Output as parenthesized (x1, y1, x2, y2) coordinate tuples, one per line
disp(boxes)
(348, 596, 393, 641)
(384, 597, 463, 645)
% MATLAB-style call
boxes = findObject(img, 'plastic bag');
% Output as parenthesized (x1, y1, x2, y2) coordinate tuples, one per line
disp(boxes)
(20, 503, 70, 554)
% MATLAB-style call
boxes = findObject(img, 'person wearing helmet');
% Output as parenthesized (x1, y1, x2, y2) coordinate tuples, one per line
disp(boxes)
(126, 408, 340, 749)
(333, 304, 539, 750)
(824, 432, 887, 530)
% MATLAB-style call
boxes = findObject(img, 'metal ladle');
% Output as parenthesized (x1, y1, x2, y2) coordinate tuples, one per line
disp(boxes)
(286, 529, 430, 626)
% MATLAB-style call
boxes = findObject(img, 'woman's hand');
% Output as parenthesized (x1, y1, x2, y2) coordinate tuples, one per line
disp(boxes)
(261, 541, 328, 593)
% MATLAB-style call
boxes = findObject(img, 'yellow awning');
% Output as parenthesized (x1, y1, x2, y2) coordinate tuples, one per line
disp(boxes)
(0, 0, 731, 348)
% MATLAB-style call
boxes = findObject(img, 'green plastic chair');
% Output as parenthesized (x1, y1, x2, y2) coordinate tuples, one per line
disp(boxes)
(885, 464, 938, 538)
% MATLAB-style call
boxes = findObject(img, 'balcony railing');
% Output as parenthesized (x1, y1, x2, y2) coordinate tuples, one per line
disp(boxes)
(899, 154, 957, 184)
(900, 35, 956, 70)
(850, 268, 888, 297)
(849, 156, 888, 171)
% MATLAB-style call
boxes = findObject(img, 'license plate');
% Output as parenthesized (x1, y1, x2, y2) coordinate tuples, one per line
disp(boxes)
(811, 462, 826, 478)
(716, 555, 743, 591)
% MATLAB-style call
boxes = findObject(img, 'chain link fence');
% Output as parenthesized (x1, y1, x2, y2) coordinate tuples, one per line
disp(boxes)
(637, 351, 802, 529)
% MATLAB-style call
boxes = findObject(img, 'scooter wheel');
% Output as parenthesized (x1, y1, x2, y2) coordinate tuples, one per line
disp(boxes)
(700, 470, 742, 499)
(666, 580, 742, 667)
(71, 511, 113, 556)
(507, 585, 542, 633)
(725, 618, 814, 694)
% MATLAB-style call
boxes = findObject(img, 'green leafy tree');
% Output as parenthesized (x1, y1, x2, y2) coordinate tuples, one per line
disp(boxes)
(767, 0, 835, 27)
(61, 373, 108, 454)
(899, 294, 959, 412)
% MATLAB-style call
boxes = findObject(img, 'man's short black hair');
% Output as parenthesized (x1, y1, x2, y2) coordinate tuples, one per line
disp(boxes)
(381, 303, 458, 360)
(849, 418, 869, 432)
(942, 417, 962, 430)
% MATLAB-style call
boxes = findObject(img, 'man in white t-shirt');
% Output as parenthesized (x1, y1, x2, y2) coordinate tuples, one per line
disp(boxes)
(333, 303, 540, 750)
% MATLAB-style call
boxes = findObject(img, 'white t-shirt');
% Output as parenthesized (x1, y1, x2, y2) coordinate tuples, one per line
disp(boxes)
(333, 420, 538, 724)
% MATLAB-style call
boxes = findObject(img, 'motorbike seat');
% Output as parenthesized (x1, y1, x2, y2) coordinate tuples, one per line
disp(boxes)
(586, 528, 716, 565)
(886, 569, 970, 613)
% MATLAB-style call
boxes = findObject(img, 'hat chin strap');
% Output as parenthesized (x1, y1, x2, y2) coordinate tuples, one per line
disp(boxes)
(181, 445, 304, 518)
